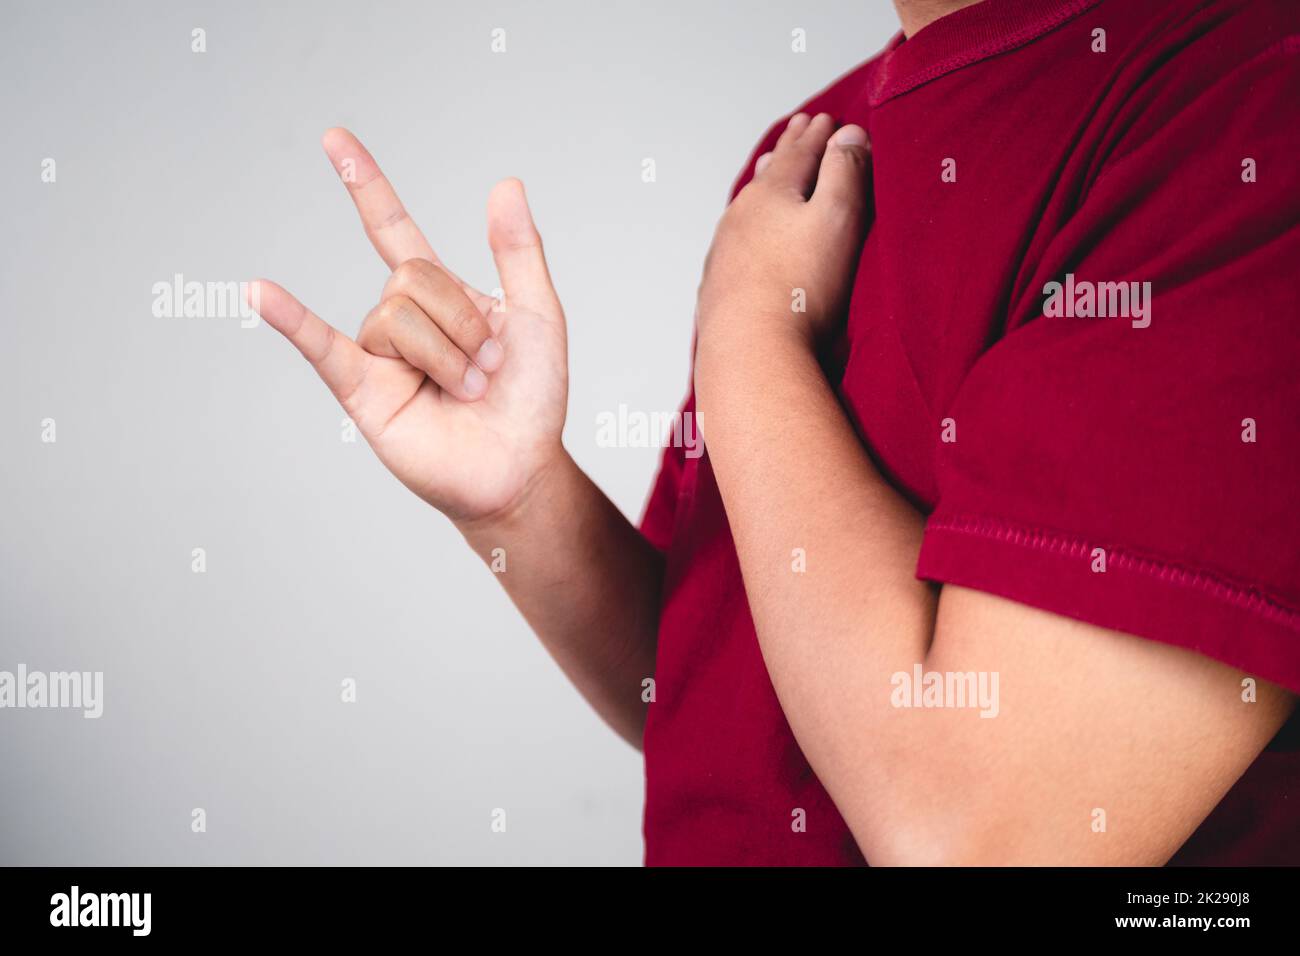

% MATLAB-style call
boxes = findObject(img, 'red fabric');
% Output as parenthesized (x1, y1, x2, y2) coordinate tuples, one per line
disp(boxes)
(639, 0, 1300, 866)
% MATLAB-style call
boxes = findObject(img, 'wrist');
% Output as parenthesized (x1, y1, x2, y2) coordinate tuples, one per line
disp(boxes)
(697, 304, 816, 361)
(454, 445, 578, 549)
(695, 315, 816, 401)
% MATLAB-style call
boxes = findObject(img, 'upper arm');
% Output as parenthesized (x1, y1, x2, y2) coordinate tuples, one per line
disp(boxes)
(891, 31, 1300, 865)
(915, 585, 1295, 865)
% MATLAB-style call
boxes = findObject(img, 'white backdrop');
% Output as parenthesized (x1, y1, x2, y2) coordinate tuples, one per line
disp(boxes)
(0, 0, 898, 865)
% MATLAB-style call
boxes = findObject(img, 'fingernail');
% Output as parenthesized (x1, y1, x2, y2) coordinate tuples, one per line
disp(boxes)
(463, 364, 487, 398)
(475, 337, 504, 372)
(832, 125, 869, 148)
(755, 153, 773, 174)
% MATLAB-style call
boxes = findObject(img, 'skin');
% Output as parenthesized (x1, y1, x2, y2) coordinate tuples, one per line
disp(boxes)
(252, 4, 1296, 863)
(694, 116, 1295, 864)
(251, 129, 660, 747)
(894, 0, 988, 37)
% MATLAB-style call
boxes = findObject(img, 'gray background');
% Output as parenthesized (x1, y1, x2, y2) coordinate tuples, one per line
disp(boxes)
(0, 0, 896, 865)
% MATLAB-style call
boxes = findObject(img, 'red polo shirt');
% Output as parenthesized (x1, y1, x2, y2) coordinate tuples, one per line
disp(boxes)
(639, 0, 1300, 865)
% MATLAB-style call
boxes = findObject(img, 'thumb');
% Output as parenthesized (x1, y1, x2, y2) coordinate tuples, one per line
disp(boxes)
(487, 178, 561, 315)
(812, 124, 872, 218)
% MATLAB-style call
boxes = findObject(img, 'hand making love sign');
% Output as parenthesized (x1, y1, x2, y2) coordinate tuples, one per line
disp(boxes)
(250, 129, 570, 524)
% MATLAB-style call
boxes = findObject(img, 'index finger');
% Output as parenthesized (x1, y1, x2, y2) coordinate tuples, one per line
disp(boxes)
(320, 129, 494, 313)
(321, 128, 438, 271)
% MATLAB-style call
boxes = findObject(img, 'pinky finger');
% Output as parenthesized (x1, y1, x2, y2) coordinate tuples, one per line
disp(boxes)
(248, 279, 368, 405)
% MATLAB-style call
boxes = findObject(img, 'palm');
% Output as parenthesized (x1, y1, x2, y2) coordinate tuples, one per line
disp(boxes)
(254, 129, 569, 523)
(351, 304, 567, 520)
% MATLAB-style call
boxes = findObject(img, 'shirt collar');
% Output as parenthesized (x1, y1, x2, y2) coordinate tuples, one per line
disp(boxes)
(869, 0, 1103, 107)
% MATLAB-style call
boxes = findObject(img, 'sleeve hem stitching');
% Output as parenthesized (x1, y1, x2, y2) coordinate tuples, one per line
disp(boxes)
(926, 512, 1300, 634)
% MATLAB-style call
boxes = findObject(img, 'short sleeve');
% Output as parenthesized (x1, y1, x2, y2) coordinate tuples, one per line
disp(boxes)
(917, 37, 1300, 691)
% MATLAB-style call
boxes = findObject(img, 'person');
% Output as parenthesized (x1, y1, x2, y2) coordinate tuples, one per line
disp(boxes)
(249, 0, 1300, 865)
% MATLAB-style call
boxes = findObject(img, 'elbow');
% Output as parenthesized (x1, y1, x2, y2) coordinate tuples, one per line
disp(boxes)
(853, 813, 1026, 867)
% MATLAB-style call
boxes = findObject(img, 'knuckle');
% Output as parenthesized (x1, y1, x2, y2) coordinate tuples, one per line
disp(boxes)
(391, 257, 431, 289)
(496, 227, 541, 254)
(427, 332, 463, 377)
(390, 259, 418, 287)
(446, 303, 483, 342)
(381, 294, 415, 323)
(372, 295, 418, 336)
(356, 308, 383, 348)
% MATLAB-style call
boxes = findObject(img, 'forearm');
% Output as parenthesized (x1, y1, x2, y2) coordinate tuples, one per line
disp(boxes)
(696, 330, 1300, 865)
(456, 451, 662, 748)
(683, 112, 1294, 865)
(695, 330, 943, 857)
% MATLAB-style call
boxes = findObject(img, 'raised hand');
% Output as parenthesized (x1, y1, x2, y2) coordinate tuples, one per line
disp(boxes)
(251, 129, 568, 524)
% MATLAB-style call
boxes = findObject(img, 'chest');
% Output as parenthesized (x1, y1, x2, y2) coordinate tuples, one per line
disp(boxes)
(835, 104, 1090, 510)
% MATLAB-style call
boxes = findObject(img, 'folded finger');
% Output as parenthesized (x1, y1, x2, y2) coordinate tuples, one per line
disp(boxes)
(382, 258, 503, 374)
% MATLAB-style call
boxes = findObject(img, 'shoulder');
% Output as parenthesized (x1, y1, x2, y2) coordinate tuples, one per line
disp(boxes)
(1099, 0, 1299, 139)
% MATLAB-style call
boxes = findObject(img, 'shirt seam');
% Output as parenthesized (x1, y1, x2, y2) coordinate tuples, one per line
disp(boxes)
(1088, 30, 1300, 196)
(871, 0, 1102, 107)
(925, 512, 1300, 633)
